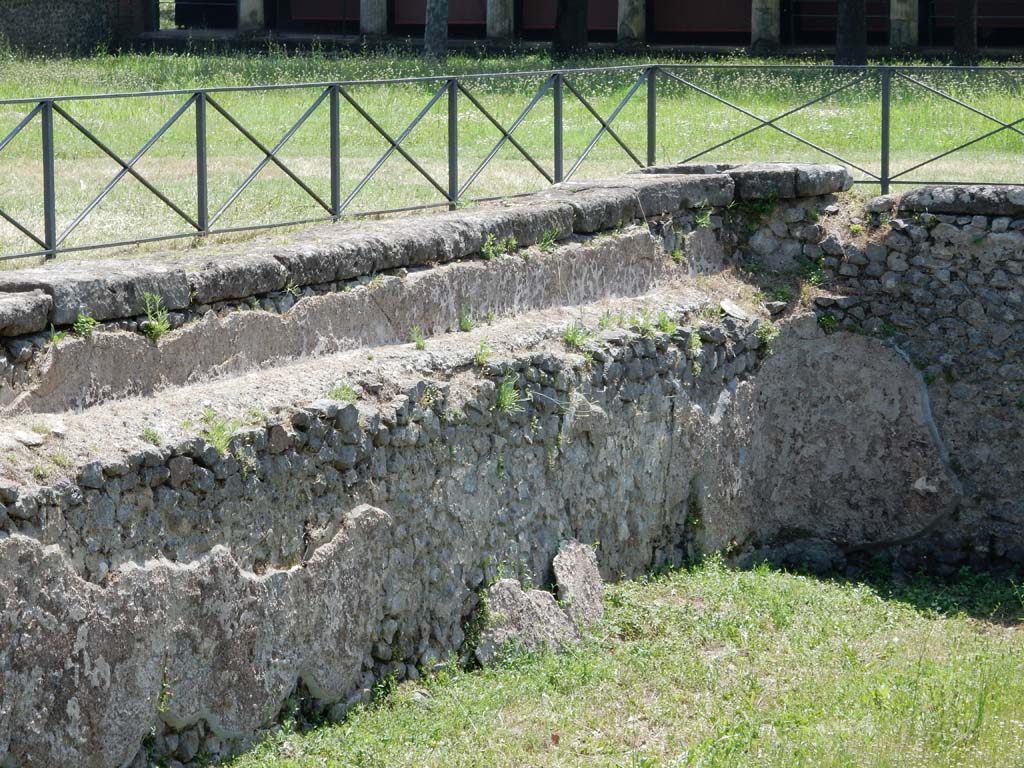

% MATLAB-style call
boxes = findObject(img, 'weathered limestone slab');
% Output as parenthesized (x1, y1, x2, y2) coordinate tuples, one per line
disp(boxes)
(0, 290, 51, 336)
(727, 162, 853, 200)
(538, 172, 736, 232)
(475, 579, 578, 665)
(0, 262, 191, 325)
(896, 185, 1024, 216)
(182, 252, 289, 305)
(553, 540, 604, 630)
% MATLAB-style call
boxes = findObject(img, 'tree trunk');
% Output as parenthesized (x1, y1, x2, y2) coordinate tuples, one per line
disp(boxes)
(554, 0, 588, 56)
(834, 0, 867, 65)
(953, 0, 979, 63)
(424, 0, 448, 61)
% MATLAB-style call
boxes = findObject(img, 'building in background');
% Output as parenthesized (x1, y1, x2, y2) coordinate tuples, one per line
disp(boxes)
(1, 0, 1022, 53)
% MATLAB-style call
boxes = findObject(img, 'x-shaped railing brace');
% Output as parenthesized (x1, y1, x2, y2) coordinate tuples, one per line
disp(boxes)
(206, 91, 333, 226)
(564, 71, 648, 181)
(888, 72, 1024, 183)
(458, 77, 555, 198)
(54, 98, 201, 246)
(661, 69, 880, 181)
(338, 83, 451, 213)
(0, 105, 46, 250)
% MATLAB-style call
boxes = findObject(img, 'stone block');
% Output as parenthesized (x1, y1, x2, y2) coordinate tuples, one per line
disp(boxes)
(0, 290, 52, 336)
(475, 578, 578, 665)
(898, 185, 1024, 216)
(0, 263, 191, 326)
(182, 253, 289, 304)
(553, 540, 604, 630)
(725, 162, 851, 200)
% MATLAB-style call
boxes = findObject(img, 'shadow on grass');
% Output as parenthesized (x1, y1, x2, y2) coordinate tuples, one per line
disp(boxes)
(780, 558, 1024, 625)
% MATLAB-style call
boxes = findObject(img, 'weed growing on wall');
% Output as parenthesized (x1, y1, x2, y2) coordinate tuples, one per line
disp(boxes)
(494, 373, 529, 415)
(656, 311, 678, 335)
(142, 292, 171, 342)
(410, 326, 427, 350)
(473, 340, 493, 367)
(755, 319, 781, 353)
(537, 229, 560, 253)
(328, 383, 359, 403)
(562, 321, 591, 350)
(72, 313, 99, 338)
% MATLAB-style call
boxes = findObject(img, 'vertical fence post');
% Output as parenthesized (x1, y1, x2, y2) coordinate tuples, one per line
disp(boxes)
(646, 66, 657, 168)
(330, 84, 341, 219)
(41, 100, 57, 258)
(195, 91, 209, 234)
(553, 73, 564, 183)
(448, 78, 459, 211)
(880, 67, 891, 195)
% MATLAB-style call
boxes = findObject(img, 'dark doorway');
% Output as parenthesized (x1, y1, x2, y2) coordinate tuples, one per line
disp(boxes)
(648, 0, 752, 45)
(781, 0, 891, 45)
(517, 0, 619, 42)
(175, 0, 238, 28)
(391, 0, 487, 37)
(274, 0, 360, 32)
(924, 0, 1024, 46)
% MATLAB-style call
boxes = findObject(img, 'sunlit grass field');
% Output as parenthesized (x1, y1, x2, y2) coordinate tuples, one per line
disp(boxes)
(226, 558, 1024, 768)
(0, 49, 1021, 260)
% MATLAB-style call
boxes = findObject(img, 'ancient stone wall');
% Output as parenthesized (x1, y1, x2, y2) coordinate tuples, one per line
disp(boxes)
(809, 186, 1024, 569)
(0, 163, 1018, 767)
(0, 0, 120, 53)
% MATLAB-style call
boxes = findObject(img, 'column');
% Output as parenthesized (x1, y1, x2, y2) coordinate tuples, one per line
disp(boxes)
(361, 0, 387, 37)
(238, 0, 265, 33)
(487, 0, 514, 40)
(618, 0, 646, 45)
(890, 0, 919, 47)
(750, 0, 781, 50)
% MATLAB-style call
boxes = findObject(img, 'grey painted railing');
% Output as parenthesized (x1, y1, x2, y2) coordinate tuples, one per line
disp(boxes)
(0, 64, 1020, 260)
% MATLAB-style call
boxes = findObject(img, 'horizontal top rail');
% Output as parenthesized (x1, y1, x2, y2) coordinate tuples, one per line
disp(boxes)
(0, 63, 1020, 264)
(0, 64, 1022, 106)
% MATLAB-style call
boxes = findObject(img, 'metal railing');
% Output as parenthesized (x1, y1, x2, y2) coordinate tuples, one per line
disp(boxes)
(0, 64, 1021, 261)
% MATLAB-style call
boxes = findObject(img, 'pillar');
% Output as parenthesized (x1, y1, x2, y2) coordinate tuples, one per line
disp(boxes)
(360, 0, 387, 37)
(617, 0, 646, 44)
(487, 0, 514, 40)
(750, 0, 781, 50)
(890, 0, 919, 47)
(237, 0, 265, 33)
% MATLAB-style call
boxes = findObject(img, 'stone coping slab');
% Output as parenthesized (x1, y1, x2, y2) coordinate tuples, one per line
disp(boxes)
(0, 164, 852, 338)
(870, 185, 1024, 216)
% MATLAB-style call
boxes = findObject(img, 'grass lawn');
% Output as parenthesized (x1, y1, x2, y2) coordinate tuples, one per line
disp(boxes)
(0, 49, 1021, 259)
(226, 558, 1024, 768)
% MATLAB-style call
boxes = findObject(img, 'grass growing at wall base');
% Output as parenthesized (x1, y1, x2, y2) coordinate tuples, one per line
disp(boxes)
(227, 557, 1024, 768)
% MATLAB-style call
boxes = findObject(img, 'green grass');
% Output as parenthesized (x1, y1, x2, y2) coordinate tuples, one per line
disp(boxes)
(226, 559, 1024, 768)
(0, 49, 1022, 261)
(328, 382, 359, 402)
